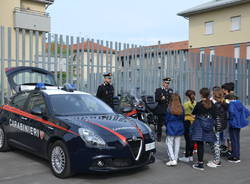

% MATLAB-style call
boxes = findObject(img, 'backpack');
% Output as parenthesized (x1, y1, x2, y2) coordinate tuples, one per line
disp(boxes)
(228, 100, 250, 128)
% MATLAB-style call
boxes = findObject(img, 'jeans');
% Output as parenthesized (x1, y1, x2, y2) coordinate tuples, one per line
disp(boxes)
(229, 127, 241, 159)
(184, 120, 194, 157)
(166, 136, 181, 161)
(196, 141, 204, 163)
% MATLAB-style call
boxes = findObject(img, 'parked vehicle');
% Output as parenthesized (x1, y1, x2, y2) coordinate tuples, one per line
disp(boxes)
(141, 96, 158, 131)
(0, 67, 156, 178)
(113, 90, 146, 121)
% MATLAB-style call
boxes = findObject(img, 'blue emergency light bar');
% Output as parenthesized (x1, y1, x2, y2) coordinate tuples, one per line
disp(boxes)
(62, 83, 76, 92)
(35, 83, 46, 90)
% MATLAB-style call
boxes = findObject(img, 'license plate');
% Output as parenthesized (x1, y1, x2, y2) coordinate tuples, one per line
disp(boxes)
(145, 142, 156, 151)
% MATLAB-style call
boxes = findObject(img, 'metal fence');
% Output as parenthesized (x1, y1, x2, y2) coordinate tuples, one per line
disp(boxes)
(0, 26, 250, 105)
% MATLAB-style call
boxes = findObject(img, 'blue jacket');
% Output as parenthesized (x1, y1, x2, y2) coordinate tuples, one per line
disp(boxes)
(165, 109, 184, 136)
(228, 100, 250, 129)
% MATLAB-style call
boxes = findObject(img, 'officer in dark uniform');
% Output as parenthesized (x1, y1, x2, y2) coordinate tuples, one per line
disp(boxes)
(96, 72, 114, 108)
(155, 77, 173, 142)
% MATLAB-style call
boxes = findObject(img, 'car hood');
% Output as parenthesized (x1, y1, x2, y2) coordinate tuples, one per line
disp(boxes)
(57, 114, 148, 139)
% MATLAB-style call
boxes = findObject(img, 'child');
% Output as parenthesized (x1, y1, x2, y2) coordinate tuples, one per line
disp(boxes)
(227, 97, 250, 163)
(191, 88, 216, 171)
(165, 93, 185, 166)
(179, 90, 196, 162)
(221, 82, 237, 157)
(207, 87, 228, 168)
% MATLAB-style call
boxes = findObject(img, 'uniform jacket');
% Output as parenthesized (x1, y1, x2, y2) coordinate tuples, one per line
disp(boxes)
(96, 83, 114, 108)
(155, 87, 173, 115)
(164, 108, 185, 136)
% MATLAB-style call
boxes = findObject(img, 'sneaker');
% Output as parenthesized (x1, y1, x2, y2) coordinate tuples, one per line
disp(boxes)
(220, 145, 228, 153)
(192, 163, 204, 171)
(166, 160, 177, 166)
(207, 160, 222, 168)
(228, 157, 241, 163)
(221, 151, 231, 158)
(166, 161, 173, 166)
(172, 160, 177, 166)
(179, 157, 190, 162)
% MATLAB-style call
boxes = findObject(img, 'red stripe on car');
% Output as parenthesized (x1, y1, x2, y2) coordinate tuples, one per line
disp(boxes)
(1, 105, 79, 136)
(84, 120, 128, 144)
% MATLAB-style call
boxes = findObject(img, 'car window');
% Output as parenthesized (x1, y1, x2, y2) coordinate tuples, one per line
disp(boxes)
(11, 92, 30, 109)
(26, 93, 46, 114)
(13, 71, 55, 86)
(49, 94, 114, 116)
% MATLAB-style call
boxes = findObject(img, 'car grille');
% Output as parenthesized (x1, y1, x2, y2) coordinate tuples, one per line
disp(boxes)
(127, 138, 143, 161)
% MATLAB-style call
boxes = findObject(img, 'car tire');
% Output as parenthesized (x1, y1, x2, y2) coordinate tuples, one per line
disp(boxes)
(49, 141, 72, 178)
(0, 126, 10, 152)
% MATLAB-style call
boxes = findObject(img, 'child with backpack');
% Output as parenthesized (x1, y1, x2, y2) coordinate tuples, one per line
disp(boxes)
(165, 93, 185, 166)
(227, 96, 250, 163)
(191, 88, 216, 171)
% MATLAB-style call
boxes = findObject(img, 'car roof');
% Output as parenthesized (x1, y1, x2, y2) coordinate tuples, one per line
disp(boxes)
(41, 89, 90, 96)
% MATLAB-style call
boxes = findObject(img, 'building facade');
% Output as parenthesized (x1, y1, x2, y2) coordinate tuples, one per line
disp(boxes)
(178, 0, 250, 59)
(0, 0, 54, 59)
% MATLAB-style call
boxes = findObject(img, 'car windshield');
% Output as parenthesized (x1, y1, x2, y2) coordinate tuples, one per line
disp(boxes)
(49, 94, 114, 116)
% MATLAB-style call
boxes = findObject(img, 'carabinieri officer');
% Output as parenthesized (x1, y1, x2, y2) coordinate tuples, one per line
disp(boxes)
(155, 77, 173, 142)
(96, 72, 114, 108)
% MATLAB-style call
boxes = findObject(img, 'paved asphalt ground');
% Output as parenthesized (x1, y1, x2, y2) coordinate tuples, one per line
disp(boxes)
(0, 126, 250, 184)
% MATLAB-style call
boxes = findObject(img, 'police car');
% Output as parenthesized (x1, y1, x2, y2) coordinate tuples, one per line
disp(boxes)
(0, 67, 156, 178)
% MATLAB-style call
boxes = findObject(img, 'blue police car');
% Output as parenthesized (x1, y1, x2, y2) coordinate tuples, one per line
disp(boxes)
(0, 67, 156, 178)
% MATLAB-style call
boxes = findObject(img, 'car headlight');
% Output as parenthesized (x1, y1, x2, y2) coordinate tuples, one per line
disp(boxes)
(143, 123, 155, 140)
(78, 128, 106, 147)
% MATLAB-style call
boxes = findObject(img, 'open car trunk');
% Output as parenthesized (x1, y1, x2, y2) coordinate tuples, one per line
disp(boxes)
(5, 67, 57, 93)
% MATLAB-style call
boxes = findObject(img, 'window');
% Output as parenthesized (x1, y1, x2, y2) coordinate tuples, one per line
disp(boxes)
(26, 93, 46, 114)
(200, 50, 205, 63)
(210, 49, 215, 63)
(234, 46, 240, 59)
(231, 16, 241, 31)
(11, 92, 29, 109)
(49, 94, 113, 116)
(205, 21, 214, 35)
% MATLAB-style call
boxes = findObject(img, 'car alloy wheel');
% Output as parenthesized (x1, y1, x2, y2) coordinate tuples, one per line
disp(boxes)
(51, 146, 66, 174)
(49, 141, 72, 178)
(0, 126, 9, 152)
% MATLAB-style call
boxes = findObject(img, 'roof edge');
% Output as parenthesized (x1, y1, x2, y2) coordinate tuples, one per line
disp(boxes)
(178, 0, 250, 17)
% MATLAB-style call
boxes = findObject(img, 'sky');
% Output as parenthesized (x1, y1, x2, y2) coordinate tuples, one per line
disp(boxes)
(47, 0, 209, 46)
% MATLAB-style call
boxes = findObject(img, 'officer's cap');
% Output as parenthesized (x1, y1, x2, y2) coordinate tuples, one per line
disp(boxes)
(103, 72, 112, 78)
(163, 77, 171, 83)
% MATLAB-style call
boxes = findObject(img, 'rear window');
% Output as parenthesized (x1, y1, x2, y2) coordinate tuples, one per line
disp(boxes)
(13, 71, 55, 86)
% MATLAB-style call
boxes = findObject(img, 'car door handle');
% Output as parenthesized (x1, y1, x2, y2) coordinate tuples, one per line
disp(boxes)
(21, 117, 28, 120)
(47, 126, 54, 130)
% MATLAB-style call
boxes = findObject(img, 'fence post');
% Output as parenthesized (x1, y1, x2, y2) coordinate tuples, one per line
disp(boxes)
(0, 26, 5, 104)
(7, 27, 12, 98)
(248, 59, 250, 105)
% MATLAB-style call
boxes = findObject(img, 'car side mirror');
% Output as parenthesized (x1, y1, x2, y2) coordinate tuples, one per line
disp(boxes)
(31, 107, 43, 116)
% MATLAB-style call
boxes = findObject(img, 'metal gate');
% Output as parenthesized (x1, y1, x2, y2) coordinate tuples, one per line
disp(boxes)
(0, 26, 250, 105)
